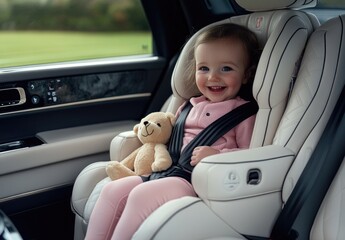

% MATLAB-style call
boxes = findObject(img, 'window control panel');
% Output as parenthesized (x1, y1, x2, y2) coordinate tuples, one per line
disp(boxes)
(0, 70, 147, 114)
(26, 71, 146, 107)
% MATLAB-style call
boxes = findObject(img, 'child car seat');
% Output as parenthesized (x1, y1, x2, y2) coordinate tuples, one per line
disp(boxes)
(71, 0, 319, 239)
(132, 14, 345, 240)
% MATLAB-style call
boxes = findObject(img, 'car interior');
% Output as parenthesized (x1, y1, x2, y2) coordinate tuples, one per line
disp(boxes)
(0, 0, 344, 240)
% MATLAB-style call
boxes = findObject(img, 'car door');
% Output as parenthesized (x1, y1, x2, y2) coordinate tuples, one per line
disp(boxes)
(0, 0, 191, 239)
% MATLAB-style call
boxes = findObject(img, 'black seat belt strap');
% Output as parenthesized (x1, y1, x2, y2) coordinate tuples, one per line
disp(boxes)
(168, 102, 193, 163)
(179, 101, 258, 171)
(271, 86, 345, 240)
(168, 100, 258, 170)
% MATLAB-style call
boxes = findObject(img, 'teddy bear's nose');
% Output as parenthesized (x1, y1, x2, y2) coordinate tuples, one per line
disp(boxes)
(143, 121, 149, 126)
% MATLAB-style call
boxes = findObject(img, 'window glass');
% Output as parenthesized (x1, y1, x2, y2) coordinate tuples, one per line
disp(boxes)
(0, 0, 152, 68)
(318, 0, 345, 8)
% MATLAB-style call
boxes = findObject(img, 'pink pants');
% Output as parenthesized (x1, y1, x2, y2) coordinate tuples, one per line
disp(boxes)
(85, 176, 196, 240)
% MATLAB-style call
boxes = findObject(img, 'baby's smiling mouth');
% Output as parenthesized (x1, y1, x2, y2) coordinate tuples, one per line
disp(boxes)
(208, 86, 226, 92)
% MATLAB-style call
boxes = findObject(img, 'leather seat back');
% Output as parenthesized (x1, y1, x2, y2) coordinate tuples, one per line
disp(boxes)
(270, 14, 345, 239)
(278, 14, 345, 203)
(311, 159, 345, 239)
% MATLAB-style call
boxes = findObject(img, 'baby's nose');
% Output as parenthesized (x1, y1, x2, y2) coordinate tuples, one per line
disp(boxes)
(209, 72, 220, 81)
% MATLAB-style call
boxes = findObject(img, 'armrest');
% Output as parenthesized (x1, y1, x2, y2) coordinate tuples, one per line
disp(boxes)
(71, 161, 109, 215)
(192, 145, 295, 201)
(109, 131, 142, 162)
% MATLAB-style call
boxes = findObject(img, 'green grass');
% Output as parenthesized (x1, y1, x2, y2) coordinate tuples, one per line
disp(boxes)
(0, 31, 152, 68)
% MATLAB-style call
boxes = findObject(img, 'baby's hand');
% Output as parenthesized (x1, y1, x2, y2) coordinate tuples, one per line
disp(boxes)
(190, 146, 220, 166)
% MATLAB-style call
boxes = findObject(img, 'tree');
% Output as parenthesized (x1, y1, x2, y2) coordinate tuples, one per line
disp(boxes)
(0, 0, 149, 32)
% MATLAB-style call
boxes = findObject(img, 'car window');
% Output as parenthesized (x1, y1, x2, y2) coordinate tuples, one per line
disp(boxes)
(0, 0, 152, 69)
(304, 0, 345, 24)
(318, 0, 345, 8)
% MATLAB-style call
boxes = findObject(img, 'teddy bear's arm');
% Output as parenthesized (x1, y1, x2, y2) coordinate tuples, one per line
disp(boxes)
(120, 147, 141, 170)
(151, 144, 173, 172)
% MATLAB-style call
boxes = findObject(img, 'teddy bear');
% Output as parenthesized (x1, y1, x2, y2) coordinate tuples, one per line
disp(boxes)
(106, 111, 176, 180)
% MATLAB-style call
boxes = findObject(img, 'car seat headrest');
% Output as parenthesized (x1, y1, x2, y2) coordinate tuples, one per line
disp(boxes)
(171, 10, 315, 103)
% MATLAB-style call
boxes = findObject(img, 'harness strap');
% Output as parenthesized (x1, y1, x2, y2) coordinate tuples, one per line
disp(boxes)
(167, 101, 193, 163)
(168, 100, 259, 171)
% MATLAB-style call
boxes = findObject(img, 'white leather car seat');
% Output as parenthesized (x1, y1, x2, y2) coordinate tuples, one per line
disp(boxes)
(133, 14, 345, 240)
(71, 0, 319, 239)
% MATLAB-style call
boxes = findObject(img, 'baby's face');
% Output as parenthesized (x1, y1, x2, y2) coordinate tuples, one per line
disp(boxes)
(195, 38, 248, 103)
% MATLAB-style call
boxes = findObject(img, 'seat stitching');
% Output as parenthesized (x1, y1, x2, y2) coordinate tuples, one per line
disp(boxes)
(284, 17, 343, 148)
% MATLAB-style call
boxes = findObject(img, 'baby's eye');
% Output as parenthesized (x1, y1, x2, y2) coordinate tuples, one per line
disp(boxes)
(198, 66, 209, 72)
(157, 123, 161, 127)
(222, 66, 233, 72)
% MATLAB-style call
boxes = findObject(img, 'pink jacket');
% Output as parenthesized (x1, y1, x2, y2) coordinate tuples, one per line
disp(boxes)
(178, 96, 256, 153)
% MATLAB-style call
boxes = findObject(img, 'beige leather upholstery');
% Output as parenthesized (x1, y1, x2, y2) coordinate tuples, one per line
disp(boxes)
(70, 1, 319, 239)
(280, 15, 345, 203)
(133, 15, 345, 239)
(311, 159, 345, 240)
(300, 16, 345, 240)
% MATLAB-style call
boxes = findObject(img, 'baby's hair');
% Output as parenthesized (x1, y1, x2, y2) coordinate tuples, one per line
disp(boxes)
(184, 23, 260, 100)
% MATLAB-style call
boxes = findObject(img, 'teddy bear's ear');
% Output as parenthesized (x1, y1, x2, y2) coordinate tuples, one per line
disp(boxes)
(165, 112, 176, 126)
(133, 124, 140, 134)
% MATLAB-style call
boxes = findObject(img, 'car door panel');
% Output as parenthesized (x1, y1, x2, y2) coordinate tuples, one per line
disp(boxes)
(0, 56, 167, 203)
(0, 56, 166, 141)
(0, 121, 135, 201)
